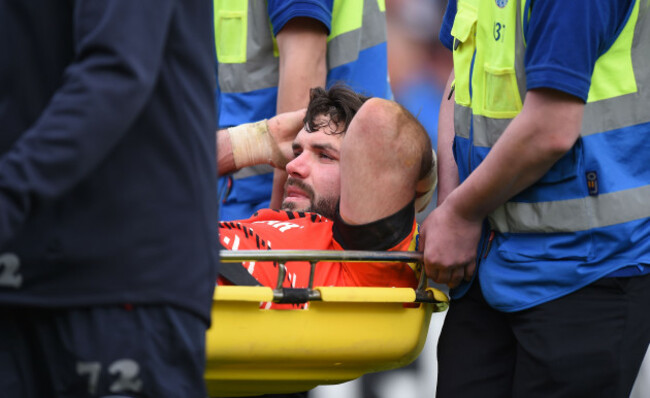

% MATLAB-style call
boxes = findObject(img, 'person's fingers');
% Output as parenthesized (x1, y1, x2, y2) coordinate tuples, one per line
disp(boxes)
(424, 264, 439, 283)
(447, 266, 465, 288)
(464, 261, 476, 281)
(285, 108, 306, 131)
(434, 267, 453, 285)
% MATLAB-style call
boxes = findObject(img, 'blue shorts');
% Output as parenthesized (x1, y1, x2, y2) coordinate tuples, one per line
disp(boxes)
(0, 305, 208, 397)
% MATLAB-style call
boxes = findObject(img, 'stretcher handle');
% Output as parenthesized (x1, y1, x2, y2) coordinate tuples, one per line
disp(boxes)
(220, 250, 423, 263)
(220, 250, 435, 303)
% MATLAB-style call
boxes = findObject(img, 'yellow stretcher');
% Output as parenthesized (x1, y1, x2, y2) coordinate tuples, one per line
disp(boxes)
(205, 250, 449, 397)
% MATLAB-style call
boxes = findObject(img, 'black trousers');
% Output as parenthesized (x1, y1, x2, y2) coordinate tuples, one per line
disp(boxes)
(224, 393, 308, 398)
(437, 273, 650, 398)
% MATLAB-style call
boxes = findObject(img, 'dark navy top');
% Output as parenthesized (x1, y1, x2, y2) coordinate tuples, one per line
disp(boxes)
(0, 0, 219, 323)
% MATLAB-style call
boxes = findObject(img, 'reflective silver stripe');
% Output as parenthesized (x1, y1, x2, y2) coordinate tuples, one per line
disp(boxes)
(472, 115, 512, 147)
(219, 0, 278, 93)
(327, 0, 386, 69)
(454, 103, 471, 139)
(488, 184, 650, 233)
(456, 108, 516, 148)
(220, 0, 387, 94)
(361, 0, 386, 48)
(582, 91, 650, 136)
(233, 164, 274, 180)
(514, 0, 527, 102)
(219, 59, 278, 93)
(581, 5, 650, 136)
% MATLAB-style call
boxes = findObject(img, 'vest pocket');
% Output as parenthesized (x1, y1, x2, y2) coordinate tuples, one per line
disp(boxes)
(483, 65, 522, 118)
(451, 3, 477, 107)
(215, 11, 247, 63)
(538, 142, 581, 184)
(513, 140, 584, 203)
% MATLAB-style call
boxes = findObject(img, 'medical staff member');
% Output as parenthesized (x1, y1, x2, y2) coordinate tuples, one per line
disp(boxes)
(214, 0, 392, 220)
(421, 0, 650, 396)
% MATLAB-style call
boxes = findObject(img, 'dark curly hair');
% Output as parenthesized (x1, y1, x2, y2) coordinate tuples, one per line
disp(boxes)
(303, 84, 370, 135)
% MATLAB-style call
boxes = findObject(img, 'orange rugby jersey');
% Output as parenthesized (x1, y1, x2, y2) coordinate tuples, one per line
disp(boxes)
(218, 209, 420, 296)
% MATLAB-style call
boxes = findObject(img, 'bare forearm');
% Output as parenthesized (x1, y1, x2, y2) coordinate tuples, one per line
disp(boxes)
(443, 88, 584, 222)
(437, 70, 459, 206)
(276, 17, 327, 113)
(271, 17, 327, 207)
(216, 129, 235, 175)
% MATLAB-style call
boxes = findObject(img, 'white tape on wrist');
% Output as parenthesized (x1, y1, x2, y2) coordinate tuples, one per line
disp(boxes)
(228, 120, 287, 169)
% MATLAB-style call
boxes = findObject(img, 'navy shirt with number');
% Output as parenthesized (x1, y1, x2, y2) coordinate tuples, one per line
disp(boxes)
(0, 0, 219, 323)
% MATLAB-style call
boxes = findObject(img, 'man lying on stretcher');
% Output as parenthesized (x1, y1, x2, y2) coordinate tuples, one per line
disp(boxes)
(216, 85, 436, 309)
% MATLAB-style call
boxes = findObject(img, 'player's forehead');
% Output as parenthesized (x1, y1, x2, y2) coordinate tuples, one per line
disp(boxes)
(294, 114, 345, 148)
(309, 113, 347, 134)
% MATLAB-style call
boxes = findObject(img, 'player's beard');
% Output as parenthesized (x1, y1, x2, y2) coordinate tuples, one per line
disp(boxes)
(282, 178, 338, 220)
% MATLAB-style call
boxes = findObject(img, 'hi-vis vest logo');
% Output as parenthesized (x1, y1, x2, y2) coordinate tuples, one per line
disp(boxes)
(495, 0, 508, 7)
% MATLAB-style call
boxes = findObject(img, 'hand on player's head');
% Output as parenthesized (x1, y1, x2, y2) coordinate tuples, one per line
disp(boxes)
(267, 108, 307, 168)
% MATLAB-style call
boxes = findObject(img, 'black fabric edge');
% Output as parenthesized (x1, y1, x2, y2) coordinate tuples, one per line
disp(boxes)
(332, 200, 415, 251)
(218, 263, 262, 286)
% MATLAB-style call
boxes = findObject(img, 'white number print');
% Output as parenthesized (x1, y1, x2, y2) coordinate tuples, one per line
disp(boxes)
(109, 359, 143, 393)
(77, 359, 143, 395)
(77, 361, 102, 395)
(0, 253, 22, 288)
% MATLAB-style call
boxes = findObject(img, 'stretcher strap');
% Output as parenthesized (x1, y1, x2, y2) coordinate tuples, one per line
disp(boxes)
(218, 263, 261, 286)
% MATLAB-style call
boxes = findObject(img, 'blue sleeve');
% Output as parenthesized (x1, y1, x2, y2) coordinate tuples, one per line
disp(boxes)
(524, 0, 635, 101)
(267, 0, 333, 36)
(439, 0, 457, 51)
(0, 0, 175, 243)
